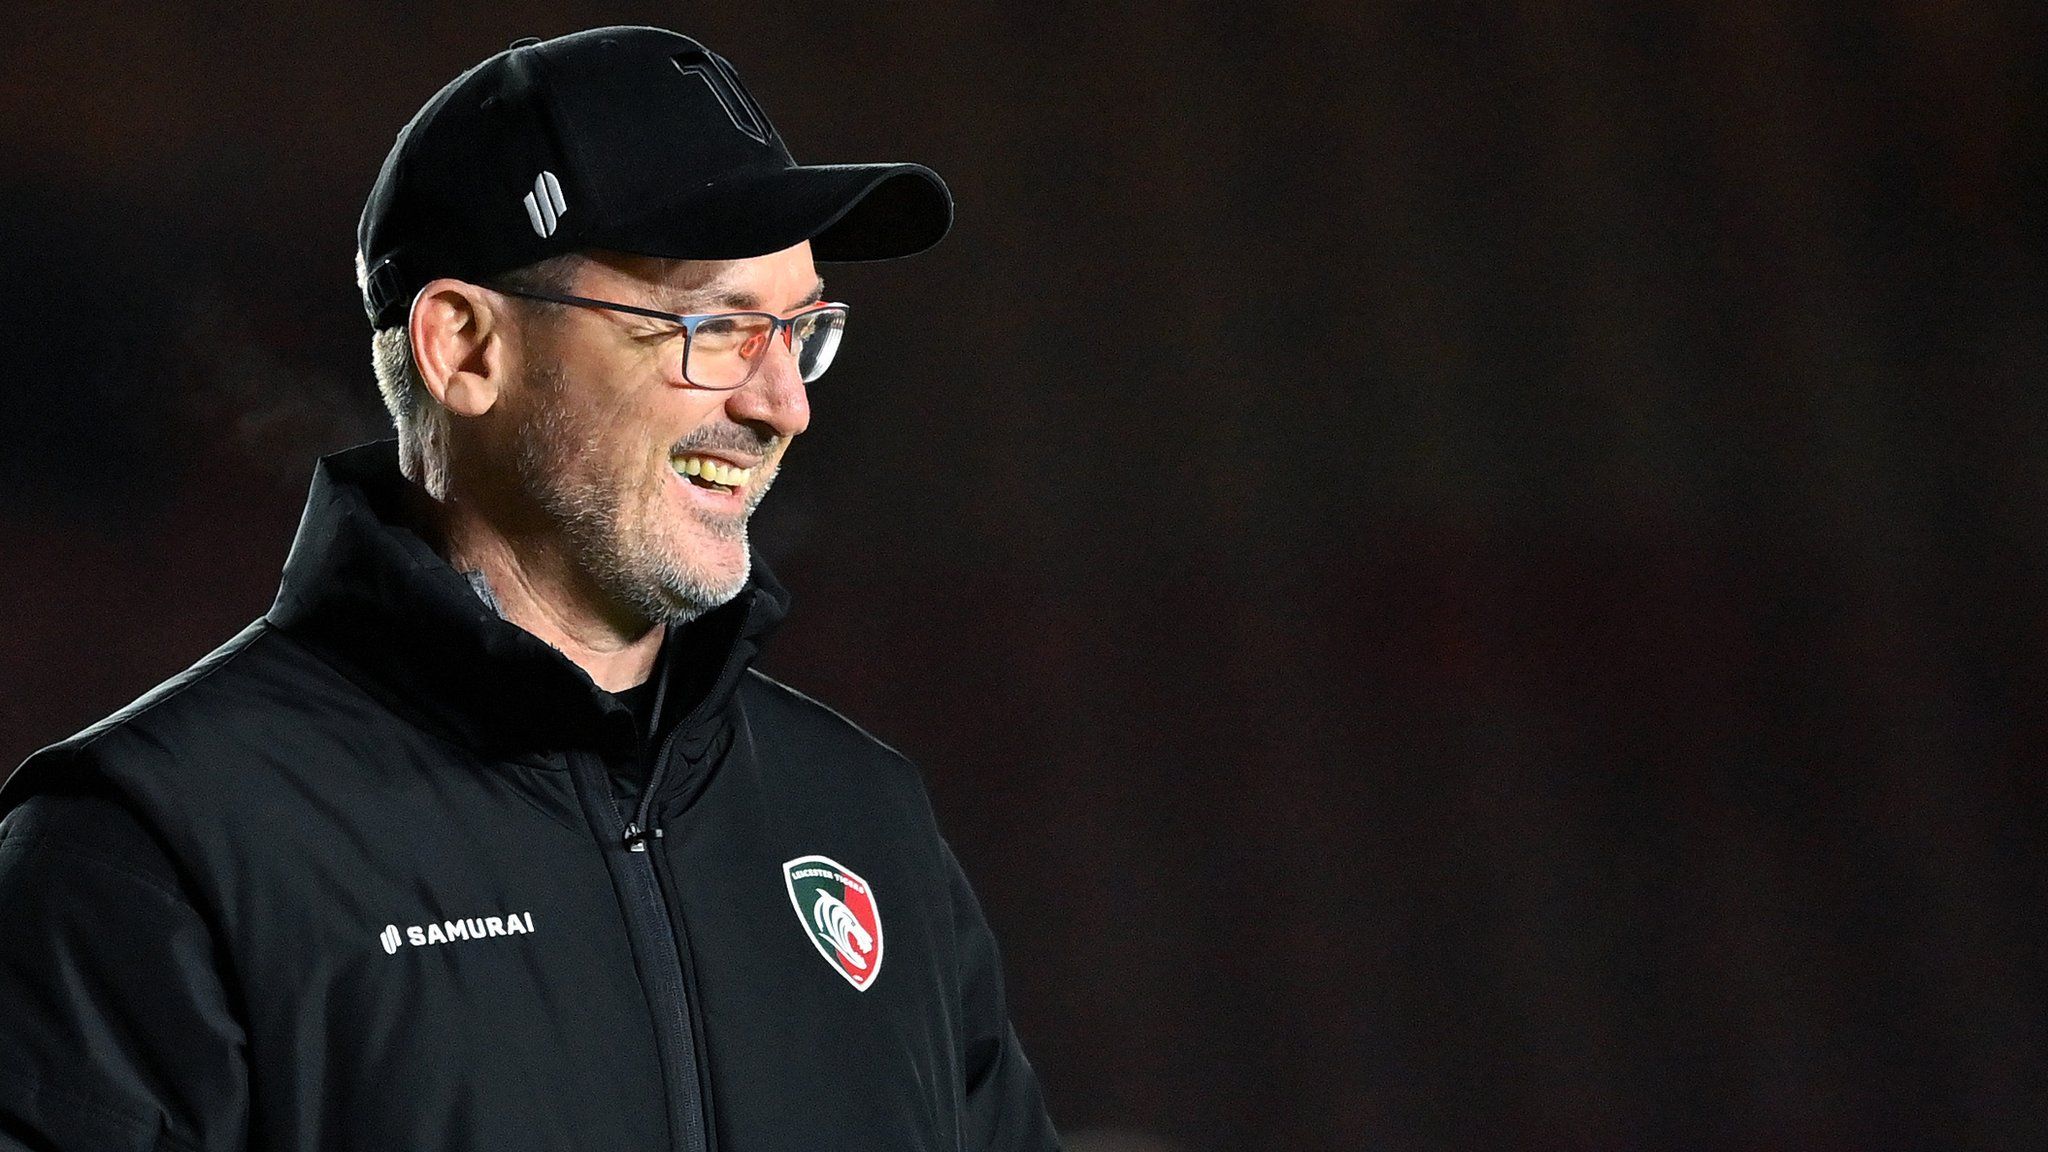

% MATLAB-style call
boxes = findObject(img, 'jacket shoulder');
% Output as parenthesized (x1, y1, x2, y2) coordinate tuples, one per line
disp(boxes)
(740, 668, 920, 768)
(737, 668, 944, 811)
(0, 619, 366, 821)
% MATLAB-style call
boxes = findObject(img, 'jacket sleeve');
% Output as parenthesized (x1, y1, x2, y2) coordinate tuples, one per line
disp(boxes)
(945, 840, 1060, 1152)
(0, 779, 249, 1152)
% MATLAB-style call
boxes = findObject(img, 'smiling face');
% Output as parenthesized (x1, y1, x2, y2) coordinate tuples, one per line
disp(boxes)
(500, 243, 819, 626)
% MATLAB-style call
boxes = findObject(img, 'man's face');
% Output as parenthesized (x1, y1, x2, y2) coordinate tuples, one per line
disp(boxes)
(502, 243, 819, 626)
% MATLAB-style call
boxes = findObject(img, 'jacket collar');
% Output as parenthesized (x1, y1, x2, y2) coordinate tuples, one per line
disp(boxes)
(265, 439, 790, 758)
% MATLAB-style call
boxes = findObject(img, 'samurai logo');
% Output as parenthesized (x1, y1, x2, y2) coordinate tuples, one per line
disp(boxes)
(378, 911, 536, 955)
(782, 854, 884, 990)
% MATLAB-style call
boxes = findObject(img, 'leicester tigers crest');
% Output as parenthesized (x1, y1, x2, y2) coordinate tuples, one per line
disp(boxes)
(782, 854, 884, 990)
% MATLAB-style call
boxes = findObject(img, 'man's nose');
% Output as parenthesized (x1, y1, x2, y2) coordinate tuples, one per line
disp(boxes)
(725, 336, 811, 439)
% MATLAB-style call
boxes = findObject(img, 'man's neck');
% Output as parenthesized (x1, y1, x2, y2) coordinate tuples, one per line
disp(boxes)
(418, 487, 663, 693)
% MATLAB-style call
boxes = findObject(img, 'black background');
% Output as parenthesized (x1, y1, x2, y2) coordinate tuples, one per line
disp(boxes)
(4, 3, 2045, 1148)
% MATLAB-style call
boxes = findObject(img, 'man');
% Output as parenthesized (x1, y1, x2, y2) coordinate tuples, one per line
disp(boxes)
(0, 27, 1058, 1152)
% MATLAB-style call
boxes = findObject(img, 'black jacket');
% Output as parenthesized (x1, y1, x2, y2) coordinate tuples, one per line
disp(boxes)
(0, 440, 1058, 1152)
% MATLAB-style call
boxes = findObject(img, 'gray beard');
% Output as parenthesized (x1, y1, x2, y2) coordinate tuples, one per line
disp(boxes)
(510, 368, 775, 628)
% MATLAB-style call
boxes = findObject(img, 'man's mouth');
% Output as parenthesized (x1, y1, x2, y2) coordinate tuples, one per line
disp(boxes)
(671, 453, 755, 495)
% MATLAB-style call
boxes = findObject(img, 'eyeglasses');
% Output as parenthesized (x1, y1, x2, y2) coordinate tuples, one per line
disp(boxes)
(492, 287, 849, 390)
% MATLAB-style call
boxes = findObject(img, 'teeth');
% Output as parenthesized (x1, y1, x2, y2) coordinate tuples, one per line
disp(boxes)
(671, 455, 752, 487)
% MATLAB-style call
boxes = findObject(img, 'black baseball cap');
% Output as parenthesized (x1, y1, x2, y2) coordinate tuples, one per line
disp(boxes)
(357, 27, 953, 328)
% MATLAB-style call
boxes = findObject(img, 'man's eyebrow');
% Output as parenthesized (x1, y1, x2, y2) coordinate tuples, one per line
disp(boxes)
(658, 278, 828, 314)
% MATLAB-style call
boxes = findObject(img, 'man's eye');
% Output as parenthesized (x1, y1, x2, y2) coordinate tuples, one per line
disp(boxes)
(693, 317, 773, 351)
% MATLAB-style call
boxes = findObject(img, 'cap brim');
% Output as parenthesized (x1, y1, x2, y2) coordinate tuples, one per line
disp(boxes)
(602, 162, 952, 264)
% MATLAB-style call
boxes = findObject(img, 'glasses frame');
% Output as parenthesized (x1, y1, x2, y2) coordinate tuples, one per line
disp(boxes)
(491, 286, 850, 390)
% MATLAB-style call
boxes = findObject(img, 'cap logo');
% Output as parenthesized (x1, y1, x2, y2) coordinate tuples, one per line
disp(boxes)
(672, 53, 772, 146)
(522, 170, 567, 238)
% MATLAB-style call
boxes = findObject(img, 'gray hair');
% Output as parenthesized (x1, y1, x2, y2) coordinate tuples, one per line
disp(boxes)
(355, 251, 583, 493)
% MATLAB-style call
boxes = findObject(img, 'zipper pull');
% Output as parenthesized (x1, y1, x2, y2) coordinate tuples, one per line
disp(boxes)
(622, 822, 664, 852)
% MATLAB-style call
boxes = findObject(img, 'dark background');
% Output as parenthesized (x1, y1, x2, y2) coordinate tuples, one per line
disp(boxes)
(5, 3, 2045, 1148)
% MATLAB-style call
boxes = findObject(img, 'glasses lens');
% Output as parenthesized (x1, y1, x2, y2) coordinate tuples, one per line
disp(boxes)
(683, 308, 847, 388)
(684, 314, 776, 389)
(792, 308, 846, 382)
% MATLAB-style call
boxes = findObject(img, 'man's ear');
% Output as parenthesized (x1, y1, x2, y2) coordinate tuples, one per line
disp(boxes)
(409, 279, 509, 417)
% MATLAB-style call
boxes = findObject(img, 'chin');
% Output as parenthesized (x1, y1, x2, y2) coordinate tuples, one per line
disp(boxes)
(685, 533, 749, 589)
(641, 535, 750, 622)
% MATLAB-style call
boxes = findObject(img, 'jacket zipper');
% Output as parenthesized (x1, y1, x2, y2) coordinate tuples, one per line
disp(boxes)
(569, 741, 708, 1152)
(570, 598, 755, 1149)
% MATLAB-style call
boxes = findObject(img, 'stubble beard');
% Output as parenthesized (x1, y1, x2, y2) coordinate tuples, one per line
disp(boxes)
(511, 363, 777, 628)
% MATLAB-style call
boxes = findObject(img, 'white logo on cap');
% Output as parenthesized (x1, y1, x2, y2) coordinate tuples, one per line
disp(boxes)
(522, 170, 567, 238)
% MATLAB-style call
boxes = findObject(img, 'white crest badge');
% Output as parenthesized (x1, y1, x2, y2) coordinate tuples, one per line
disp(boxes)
(782, 855, 884, 990)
